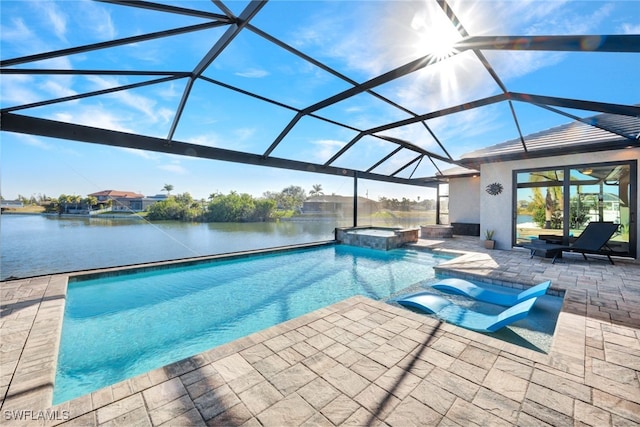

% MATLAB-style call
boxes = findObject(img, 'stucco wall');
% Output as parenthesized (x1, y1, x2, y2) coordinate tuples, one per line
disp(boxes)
(480, 149, 640, 253)
(449, 176, 481, 223)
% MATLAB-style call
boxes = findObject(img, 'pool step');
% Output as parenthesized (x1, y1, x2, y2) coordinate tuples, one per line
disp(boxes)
(397, 250, 443, 263)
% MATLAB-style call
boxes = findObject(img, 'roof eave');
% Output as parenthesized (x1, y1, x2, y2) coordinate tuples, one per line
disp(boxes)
(458, 139, 639, 169)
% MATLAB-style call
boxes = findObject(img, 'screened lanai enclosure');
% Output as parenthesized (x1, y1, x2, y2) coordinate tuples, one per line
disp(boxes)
(1, 0, 639, 268)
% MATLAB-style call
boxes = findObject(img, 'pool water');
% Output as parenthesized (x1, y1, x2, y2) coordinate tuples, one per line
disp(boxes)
(347, 228, 397, 237)
(54, 245, 448, 404)
(396, 278, 563, 354)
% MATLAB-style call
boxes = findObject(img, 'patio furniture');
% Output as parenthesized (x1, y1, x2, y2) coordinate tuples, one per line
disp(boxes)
(432, 278, 551, 307)
(395, 292, 538, 332)
(523, 241, 566, 263)
(522, 222, 620, 264)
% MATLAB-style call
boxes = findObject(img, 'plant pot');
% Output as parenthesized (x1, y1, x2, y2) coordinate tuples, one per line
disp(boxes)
(484, 240, 495, 249)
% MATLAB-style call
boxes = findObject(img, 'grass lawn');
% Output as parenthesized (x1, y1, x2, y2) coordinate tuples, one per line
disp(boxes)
(1, 205, 46, 214)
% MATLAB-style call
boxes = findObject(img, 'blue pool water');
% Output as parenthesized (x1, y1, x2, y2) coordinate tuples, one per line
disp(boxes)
(54, 245, 448, 403)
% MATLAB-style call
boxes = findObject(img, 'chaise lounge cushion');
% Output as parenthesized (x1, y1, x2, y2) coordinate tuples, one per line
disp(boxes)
(431, 278, 551, 306)
(395, 291, 538, 333)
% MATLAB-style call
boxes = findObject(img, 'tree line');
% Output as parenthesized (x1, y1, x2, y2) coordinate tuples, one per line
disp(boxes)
(4, 183, 437, 222)
(146, 185, 311, 222)
(377, 196, 435, 211)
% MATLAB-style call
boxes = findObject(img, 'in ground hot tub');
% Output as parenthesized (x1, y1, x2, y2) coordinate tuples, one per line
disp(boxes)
(336, 226, 419, 250)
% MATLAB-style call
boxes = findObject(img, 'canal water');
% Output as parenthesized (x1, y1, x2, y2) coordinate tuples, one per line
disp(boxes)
(0, 214, 349, 280)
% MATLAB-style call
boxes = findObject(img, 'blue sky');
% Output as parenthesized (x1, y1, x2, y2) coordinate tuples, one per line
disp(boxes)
(1, 0, 638, 201)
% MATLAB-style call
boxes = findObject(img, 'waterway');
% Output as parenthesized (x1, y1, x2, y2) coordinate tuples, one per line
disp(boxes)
(0, 214, 350, 280)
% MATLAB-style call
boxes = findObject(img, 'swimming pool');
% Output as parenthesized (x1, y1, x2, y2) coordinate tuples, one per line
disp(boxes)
(54, 244, 448, 404)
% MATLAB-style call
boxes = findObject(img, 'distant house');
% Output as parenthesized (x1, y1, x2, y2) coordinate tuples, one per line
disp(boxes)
(140, 194, 169, 211)
(0, 200, 24, 208)
(88, 190, 147, 212)
(146, 194, 169, 201)
(302, 195, 379, 215)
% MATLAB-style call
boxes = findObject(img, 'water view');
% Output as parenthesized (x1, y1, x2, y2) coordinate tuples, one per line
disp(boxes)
(1, 214, 350, 280)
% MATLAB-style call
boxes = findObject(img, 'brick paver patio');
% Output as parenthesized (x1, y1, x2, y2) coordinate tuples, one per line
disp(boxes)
(1, 236, 639, 426)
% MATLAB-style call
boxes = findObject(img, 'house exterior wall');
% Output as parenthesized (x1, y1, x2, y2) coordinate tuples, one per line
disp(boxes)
(303, 201, 341, 213)
(0, 200, 24, 208)
(449, 176, 481, 223)
(480, 149, 640, 252)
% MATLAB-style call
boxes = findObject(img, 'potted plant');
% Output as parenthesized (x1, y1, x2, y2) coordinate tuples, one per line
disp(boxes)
(484, 229, 495, 249)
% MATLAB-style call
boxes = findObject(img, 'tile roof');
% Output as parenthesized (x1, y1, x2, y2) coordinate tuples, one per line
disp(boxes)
(88, 190, 145, 199)
(458, 110, 640, 168)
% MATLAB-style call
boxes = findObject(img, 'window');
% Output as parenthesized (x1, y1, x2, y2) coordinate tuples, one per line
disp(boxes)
(514, 161, 636, 257)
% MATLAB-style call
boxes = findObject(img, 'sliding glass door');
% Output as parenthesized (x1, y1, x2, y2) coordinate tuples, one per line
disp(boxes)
(515, 169, 564, 245)
(514, 161, 636, 257)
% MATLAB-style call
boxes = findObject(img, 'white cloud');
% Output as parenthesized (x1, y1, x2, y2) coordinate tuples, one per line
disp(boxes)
(297, 0, 618, 110)
(54, 107, 134, 133)
(0, 75, 40, 105)
(0, 14, 76, 107)
(311, 139, 345, 163)
(85, 76, 161, 123)
(11, 133, 82, 158)
(289, 5, 388, 77)
(158, 163, 188, 175)
(77, 0, 116, 40)
(158, 82, 181, 99)
(33, 1, 68, 41)
(307, 0, 622, 151)
(0, 16, 52, 59)
(0, 18, 33, 43)
(186, 134, 223, 148)
(118, 91, 158, 121)
(16, 134, 53, 150)
(235, 68, 269, 78)
(621, 23, 640, 34)
(549, 3, 613, 34)
(84, 75, 119, 90)
(233, 128, 256, 142)
(157, 108, 175, 125)
(40, 79, 77, 99)
(118, 147, 160, 160)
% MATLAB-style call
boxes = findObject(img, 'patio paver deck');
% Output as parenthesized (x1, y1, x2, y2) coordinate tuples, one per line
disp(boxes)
(1, 236, 639, 426)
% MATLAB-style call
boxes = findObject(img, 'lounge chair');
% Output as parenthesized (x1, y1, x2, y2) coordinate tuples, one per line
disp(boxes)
(522, 222, 620, 264)
(395, 292, 537, 332)
(432, 278, 551, 307)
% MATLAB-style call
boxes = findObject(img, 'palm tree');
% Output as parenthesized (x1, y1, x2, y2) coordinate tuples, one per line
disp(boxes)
(529, 171, 562, 229)
(84, 196, 98, 211)
(162, 184, 174, 196)
(309, 184, 324, 197)
(72, 195, 82, 212)
(57, 194, 68, 214)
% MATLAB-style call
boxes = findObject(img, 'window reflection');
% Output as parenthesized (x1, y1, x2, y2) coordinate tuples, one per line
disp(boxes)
(515, 170, 564, 244)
